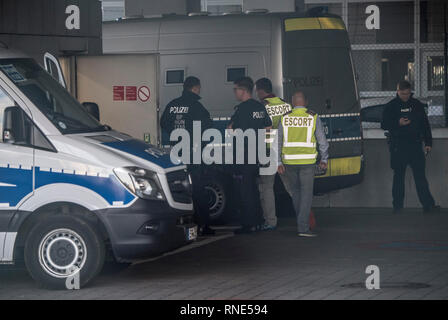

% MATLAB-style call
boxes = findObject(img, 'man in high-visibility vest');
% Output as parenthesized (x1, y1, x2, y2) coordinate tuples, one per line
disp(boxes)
(255, 78, 292, 230)
(277, 90, 329, 237)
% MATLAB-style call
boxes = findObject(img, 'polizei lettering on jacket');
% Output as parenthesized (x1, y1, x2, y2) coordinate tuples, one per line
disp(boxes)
(170, 106, 190, 113)
(283, 116, 314, 127)
(252, 111, 266, 119)
(266, 104, 292, 118)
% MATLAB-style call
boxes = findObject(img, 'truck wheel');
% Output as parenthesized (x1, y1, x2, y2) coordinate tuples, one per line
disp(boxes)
(203, 178, 227, 222)
(24, 215, 105, 290)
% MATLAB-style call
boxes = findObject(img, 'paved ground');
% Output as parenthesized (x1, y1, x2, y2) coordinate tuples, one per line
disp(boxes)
(1, 208, 448, 300)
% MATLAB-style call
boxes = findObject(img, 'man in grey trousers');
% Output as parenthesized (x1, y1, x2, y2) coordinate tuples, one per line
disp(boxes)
(277, 90, 329, 237)
(255, 77, 292, 230)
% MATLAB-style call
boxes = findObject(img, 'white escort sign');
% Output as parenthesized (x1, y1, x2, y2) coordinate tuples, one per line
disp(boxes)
(283, 116, 314, 128)
(265, 103, 292, 118)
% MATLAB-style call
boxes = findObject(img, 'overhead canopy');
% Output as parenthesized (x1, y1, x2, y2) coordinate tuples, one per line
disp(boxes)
(0, 0, 102, 57)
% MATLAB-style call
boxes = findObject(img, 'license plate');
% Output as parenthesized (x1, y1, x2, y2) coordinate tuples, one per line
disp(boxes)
(187, 226, 198, 241)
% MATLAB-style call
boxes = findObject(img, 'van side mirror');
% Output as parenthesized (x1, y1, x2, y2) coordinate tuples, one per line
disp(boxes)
(82, 102, 100, 121)
(2, 106, 24, 144)
(360, 104, 386, 123)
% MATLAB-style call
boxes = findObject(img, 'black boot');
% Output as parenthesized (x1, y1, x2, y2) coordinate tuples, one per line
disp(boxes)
(423, 205, 441, 214)
(234, 225, 255, 234)
(200, 226, 216, 236)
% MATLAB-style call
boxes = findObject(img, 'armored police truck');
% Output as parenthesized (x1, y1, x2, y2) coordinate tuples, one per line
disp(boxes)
(102, 12, 363, 218)
(51, 11, 364, 222)
(0, 48, 197, 289)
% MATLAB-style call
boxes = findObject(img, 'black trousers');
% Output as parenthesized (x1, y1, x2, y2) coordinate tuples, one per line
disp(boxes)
(233, 164, 263, 227)
(390, 142, 435, 209)
(187, 165, 210, 227)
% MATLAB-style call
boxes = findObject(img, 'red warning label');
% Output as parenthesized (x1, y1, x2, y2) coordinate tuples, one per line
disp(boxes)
(113, 86, 124, 101)
(126, 86, 137, 101)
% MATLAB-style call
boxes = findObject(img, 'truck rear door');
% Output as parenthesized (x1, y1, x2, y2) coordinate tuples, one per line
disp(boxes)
(282, 16, 363, 186)
(75, 54, 159, 144)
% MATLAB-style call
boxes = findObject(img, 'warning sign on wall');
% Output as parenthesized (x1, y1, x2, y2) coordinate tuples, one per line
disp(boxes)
(126, 86, 137, 101)
(138, 86, 151, 102)
(113, 86, 124, 101)
(113, 85, 150, 102)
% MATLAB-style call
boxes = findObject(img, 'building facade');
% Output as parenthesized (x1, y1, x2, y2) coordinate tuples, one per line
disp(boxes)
(304, 0, 446, 127)
(101, 0, 447, 127)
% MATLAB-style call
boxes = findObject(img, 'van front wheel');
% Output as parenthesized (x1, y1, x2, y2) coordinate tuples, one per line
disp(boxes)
(24, 215, 105, 290)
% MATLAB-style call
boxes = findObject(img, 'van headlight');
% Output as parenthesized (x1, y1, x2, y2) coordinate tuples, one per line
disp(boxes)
(114, 167, 165, 201)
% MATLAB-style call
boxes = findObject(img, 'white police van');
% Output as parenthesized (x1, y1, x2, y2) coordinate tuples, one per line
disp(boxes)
(0, 48, 197, 289)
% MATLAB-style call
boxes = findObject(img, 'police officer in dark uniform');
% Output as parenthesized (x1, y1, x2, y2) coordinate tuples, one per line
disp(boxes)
(228, 77, 272, 233)
(160, 76, 216, 235)
(381, 80, 439, 214)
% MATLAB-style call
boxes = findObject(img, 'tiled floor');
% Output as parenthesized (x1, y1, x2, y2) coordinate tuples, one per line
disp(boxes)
(1, 208, 447, 300)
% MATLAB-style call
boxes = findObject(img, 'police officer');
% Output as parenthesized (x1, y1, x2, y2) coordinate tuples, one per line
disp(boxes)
(381, 80, 439, 214)
(277, 90, 328, 237)
(255, 78, 292, 231)
(228, 77, 272, 234)
(160, 76, 216, 235)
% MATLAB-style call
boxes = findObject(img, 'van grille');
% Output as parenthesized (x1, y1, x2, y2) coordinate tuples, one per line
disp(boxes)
(166, 170, 192, 204)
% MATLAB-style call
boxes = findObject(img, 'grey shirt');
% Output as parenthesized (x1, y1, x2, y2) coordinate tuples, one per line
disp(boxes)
(277, 106, 329, 165)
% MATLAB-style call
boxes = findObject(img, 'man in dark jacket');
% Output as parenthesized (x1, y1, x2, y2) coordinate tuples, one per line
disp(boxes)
(381, 80, 439, 213)
(228, 77, 272, 233)
(160, 76, 215, 235)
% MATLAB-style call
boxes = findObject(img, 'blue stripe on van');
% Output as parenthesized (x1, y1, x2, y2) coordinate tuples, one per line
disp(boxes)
(102, 139, 179, 169)
(0, 166, 135, 208)
(35, 168, 136, 206)
(0, 166, 33, 207)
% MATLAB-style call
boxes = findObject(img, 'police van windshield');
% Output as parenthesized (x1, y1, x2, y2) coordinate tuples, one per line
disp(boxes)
(0, 58, 107, 134)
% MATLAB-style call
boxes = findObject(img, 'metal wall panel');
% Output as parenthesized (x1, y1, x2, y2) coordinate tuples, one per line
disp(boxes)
(76, 55, 159, 142)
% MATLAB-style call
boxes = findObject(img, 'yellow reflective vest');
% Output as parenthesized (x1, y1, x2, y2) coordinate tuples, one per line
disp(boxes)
(280, 107, 318, 165)
(264, 96, 292, 148)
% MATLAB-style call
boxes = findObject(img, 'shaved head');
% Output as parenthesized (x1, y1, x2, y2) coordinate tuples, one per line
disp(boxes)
(292, 90, 307, 107)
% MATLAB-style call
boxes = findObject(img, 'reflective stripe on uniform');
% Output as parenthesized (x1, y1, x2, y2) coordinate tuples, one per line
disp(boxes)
(283, 141, 316, 148)
(283, 154, 318, 160)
